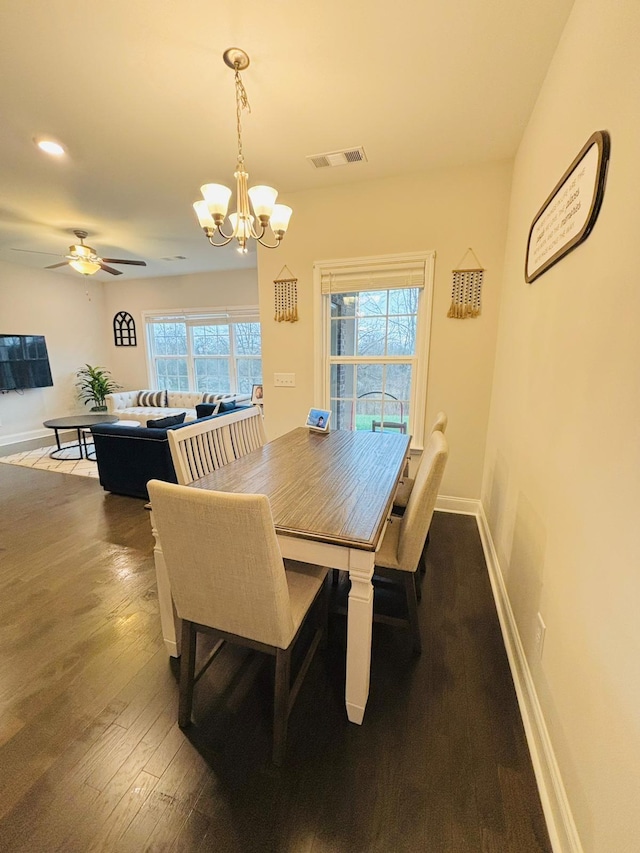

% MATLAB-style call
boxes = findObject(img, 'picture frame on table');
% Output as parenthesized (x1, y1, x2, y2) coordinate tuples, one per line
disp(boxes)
(251, 384, 264, 405)
(306, 408, 331, 433)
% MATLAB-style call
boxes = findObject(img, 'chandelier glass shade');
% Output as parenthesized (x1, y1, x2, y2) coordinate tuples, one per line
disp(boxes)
(193, 49, 292, 253)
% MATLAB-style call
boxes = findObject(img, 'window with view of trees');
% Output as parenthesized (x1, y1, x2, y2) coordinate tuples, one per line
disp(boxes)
(316, 253, 434, 448)
(144, 309, 262, 395)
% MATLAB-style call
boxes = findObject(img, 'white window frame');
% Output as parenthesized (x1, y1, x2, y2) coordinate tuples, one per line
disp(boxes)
(313, 251, 435, 450)
(142, 305, 262, 394)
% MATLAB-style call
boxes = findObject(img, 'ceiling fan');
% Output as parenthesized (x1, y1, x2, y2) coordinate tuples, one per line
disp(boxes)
(13, 230, 147, 276)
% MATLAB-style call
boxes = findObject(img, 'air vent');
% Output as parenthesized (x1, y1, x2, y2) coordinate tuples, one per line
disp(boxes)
(161, 255, 187, 261)
(307, 146, 367, 169)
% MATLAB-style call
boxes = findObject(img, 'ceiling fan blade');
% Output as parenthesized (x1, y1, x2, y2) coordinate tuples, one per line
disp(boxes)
(12, 248, 62, 256)
(101, 258, 147, 266)
(99, 263, 123, 275)
(45, 262, 70, 269)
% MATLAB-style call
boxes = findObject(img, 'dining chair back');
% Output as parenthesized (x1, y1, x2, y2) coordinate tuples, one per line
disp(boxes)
(375, 429, 449, 652)
(147, 479, 328, 764)
(430, 410, 448, 434)
(168, 407, 264, 485)
(227, 405, 267, 459)
(393, 410, 448, 513)
(398, 430, 449, 572)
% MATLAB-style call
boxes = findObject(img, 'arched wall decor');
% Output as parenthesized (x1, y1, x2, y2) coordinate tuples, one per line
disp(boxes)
(113, 311, 137, 346)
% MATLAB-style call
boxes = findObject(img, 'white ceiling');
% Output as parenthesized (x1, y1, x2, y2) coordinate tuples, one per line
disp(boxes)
(0, 0, 574, 280)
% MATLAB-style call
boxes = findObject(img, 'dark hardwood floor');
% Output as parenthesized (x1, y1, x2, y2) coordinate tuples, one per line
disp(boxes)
(0, 462, 551, 852)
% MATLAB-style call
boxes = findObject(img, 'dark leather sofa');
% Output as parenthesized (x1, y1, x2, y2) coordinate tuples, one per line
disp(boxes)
(90, 405, 250, 499)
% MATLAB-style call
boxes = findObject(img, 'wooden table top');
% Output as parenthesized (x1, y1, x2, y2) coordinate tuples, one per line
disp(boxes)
(191, 427, 410, 550)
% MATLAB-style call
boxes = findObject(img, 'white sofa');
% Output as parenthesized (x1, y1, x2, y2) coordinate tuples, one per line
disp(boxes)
(105, 389, 250, 425)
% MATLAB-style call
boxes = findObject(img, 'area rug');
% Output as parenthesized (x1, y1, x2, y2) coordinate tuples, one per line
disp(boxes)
(0, 443, 99, 479)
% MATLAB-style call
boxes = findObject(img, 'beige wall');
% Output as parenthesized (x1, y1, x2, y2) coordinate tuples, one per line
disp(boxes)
(483, 0, 640, 849)
(0, 260, 108, 443)
(257, 161, 512, 499)
(101, 268, 258, 390)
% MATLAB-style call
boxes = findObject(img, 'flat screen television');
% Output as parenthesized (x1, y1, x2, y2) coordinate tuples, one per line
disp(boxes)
(0, 334, 54, 391)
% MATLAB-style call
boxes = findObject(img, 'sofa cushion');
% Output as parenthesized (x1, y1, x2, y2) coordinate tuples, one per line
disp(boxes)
(195, 399, 237, 419)
(137, 390, 167, 407)
(146, 412, 186, 429)
(112, 406, 197, 425)
(202, 392, 236, 404)
(166, 391, 205, 408)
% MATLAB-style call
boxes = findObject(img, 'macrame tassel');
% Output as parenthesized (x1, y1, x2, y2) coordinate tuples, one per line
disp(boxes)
(274, 268, 299, 322)
(448, 249, 485, 319)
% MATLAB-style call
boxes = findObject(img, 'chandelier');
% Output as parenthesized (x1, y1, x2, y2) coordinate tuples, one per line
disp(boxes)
(193, 48, 292, 253)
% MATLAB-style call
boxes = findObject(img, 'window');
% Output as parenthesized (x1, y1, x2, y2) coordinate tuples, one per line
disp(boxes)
(314, 253, 434, 449)
(144, 308, 262, 395)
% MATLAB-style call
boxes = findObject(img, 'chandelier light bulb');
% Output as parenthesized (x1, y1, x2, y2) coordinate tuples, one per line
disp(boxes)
(200, 184, 232, 222)
(193, 200, 216, 230)
(270, 204, 293, 237)
(247, 185, 278, 222)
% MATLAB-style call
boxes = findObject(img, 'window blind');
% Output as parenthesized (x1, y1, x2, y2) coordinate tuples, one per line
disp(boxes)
(143, 307, 259, 326)
(319, 259, 425, 295)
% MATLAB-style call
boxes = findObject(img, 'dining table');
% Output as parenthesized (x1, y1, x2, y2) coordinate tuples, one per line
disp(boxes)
(150, 426, 410, 724)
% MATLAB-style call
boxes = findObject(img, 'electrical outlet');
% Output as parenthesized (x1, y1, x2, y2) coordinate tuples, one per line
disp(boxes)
(534, 612, 546, 660)
(274, 373, 295, 387)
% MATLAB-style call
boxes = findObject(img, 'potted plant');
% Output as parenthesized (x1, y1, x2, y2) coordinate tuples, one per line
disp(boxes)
(75, 364, 121, 412)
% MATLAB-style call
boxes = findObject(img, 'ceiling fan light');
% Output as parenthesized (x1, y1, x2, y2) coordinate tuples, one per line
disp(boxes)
(70, 244, 93, 259)
(200, 184, 232, 219)
(69, 258, 101, 275)
(270, 204, 293, 236)
(248, 185, 278, 220)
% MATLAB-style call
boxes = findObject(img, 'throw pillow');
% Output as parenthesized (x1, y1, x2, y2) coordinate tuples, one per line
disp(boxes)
(146, 412, 186, 429)
(201, 392, 234, 404)
(218, 400, 237, 413)
(137, 390, 168, 408)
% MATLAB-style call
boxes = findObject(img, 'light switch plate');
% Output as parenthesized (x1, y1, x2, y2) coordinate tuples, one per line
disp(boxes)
(274, 373, 295, 387)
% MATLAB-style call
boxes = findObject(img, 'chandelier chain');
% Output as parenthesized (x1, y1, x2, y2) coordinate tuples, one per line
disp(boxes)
(234, 66, 251, 165)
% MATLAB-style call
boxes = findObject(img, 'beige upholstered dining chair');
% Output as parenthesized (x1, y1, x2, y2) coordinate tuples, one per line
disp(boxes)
(147, 479, 329, 765)
(392, 411, 448, 514)
(374, 429, 448, 654)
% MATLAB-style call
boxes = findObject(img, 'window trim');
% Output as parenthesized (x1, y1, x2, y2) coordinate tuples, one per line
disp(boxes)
(142, 305, 261, 394)
(313, 252, 435, 450)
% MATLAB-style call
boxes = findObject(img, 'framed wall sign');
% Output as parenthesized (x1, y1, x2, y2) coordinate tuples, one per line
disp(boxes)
(525, 130, 610, 283)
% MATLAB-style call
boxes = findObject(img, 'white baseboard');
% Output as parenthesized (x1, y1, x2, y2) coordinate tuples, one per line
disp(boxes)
(436, 494, 481, 515)
(474, 503, 582, 853)
(0, 427, 54, 448)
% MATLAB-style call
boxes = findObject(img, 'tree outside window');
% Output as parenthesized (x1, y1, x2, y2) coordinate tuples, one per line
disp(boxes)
(146, 312, 262, 394)
(329, 288, 420, 434)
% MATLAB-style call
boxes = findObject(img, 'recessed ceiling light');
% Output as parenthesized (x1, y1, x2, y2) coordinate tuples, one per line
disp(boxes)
(34, 138, 66, 157)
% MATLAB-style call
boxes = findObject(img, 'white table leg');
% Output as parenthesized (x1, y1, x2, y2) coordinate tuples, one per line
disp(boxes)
(345, 548, 375, 724)
(276, 534, 376, 724)
(149, 508, 181, 657)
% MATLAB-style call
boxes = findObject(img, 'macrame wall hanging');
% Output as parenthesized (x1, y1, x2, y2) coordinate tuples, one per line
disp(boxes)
(447, 248, 485, 319)
(274, 265, 299, 322)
